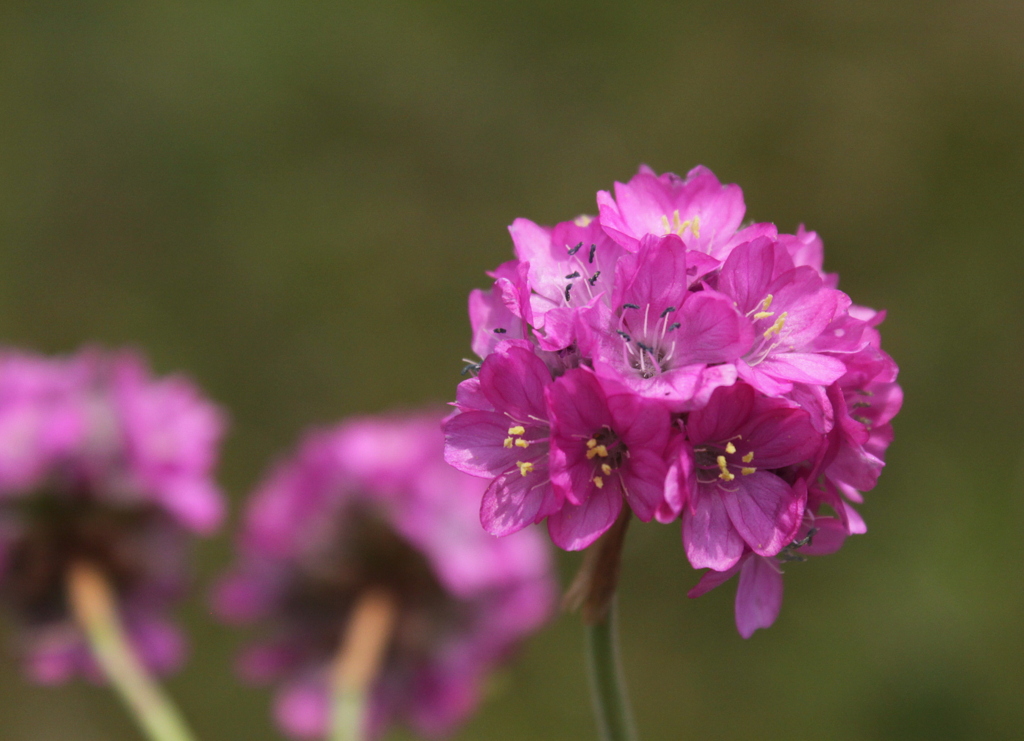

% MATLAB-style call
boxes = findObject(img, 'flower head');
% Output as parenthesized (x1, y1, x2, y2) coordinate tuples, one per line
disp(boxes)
(447, 164, 901, 636)
(216, 410, 555, 739)
(0, 347, 226, 682)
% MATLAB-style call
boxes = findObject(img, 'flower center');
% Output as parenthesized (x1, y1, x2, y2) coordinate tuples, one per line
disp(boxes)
(616, 304, 682, 379)
(744, 294, 789, 366)
(660, 210, 701, 238)
(694, 439, 758, 485)
(584, 426, 627, 489)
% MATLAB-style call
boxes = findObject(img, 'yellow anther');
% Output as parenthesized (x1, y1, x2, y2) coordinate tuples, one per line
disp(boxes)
(690, 215, 700, 238)
(503, 437, 514, 449)
(586, 438, 598, 449)
(725, 442, 737, 455)
(601, 463, 613, 476)
(515, 438, 530, 448)
(574, 214, 594, 227)
(661, 214, 672, 234)
(741, 451, 754, 463)
(741, 467, 757, 476)
(763, 312, 788, 339)
(508, 426, 526, 436)
(593, 475, 604, 489)
(517, 461, 534, 477)
(586, 444, 609, 460)
(761, 294, 773, 310)
(753, 311, 774, 320)
(716, 455, 735, 482)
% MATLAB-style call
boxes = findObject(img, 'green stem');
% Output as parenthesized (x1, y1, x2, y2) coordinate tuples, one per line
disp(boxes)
(586, 601, 637, 741)
(330, 687, 366, 741)
(66, 562, 199, 741)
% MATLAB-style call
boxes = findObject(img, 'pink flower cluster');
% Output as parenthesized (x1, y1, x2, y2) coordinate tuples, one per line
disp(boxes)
(0, 347, 226, 680)
(444, 165, 902, 636)
(214, 411, 555, 739)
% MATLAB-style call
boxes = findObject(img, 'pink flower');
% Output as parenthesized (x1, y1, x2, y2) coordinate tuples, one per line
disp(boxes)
(545, 368, 670, 549)
(449, 164, 901, 635)
(216, 410, 555, 740)
(672, 382, 823, 571)
(0, 347, 226, 682)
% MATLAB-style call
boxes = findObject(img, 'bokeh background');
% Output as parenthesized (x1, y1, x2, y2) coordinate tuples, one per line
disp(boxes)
(0, 1, 1022, 739)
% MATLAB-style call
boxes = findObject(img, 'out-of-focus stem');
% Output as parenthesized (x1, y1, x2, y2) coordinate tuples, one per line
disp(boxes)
(330, 588, 397, 741)
(586, 601, 637, 741)
(66, 562, 199, 741)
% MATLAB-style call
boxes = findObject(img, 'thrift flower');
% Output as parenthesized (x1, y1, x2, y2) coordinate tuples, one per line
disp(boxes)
(0, 347, 226, 682)
(215, 411, 555, 739)
(447, 163, 901, 636)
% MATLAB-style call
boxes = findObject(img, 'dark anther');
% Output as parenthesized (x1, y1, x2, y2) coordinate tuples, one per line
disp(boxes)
(637, 342, 655, 354)
(567, 242, 584, 255)
(565, 271, 581, 280)
(493, 328, 507, 334)
(616, 331, 632, 342)
(660, 306, 677, 318)
(790, 527, 819, 549)
(461, 362, 481, 376)
(667, 322, 681, 331)
(565, 284, 573, 302)
(623, 303, 640, 310)
(588, 271, 601, 285)
(588, 244, 597, 263)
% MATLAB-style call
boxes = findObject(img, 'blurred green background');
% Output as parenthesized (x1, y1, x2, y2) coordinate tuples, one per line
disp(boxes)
(1, 1, 1022, 739)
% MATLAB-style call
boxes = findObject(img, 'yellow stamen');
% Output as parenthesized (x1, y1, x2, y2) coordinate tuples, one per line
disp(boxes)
(716, 455, 735, 482)
(586, 438, 598, 449)
(661, 214, 672, 234)
(517, 461, 534, 476)
(753, 311, 774, 320)
(763, 312, 788, 339)
(503, 437, 514, 449)
(725, 442, 737, 454)
(741, 451, 754, 463)
(508, 425, 526, 436)
(515, 438, 530, 448)
(601, 463, 612, 476)
(741, 467, 757, 476)
(593, 476, 604, 489)
(690, 215, 700, 238)
(761, 294, 773, 310)
(574, 214, 594, 227)
(586, 444, 609, 460)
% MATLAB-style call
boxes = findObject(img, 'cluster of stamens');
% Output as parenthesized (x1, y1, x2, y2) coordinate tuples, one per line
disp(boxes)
(617, 304, 680, 379)
(584, 427, 626, 489)
(504, 426, 536, 477)
(695, 438, 758, 486)
(562, 241, 602, 306)
(661, 210, 701, 239)
(744, 294, 790, 365)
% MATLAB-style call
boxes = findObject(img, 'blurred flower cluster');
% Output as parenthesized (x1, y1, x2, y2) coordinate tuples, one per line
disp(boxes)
(214, 412, 555, 739)
(444, 165, 902, 636)
(0, 347, 225, 682)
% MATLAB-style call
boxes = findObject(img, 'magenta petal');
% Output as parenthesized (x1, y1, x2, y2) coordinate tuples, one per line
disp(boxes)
(619, 448, 668, 522)
(444, 410, 523, 477)
(547, 483, 622, 551)
(687, 560, 742, 598)
(721, 473, 805, 557)
(478, 343, 551, 422)
(480, 466, 553, 536)
(754, 353, 847, 386)
(735, 556, 784, 638)
(683, 487, 745, 570)
(672, 290, 752, 366)
(274, 680, 330, 739)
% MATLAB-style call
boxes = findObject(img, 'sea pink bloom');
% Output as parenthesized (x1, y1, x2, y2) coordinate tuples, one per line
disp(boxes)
(713, 237, 850, 396)
(674, 383, 823, 571)
(596, 165, 775, 260)
(216, 411, 555, 740)
(545, 368, 670, 549)
(0, 347, 226, 683)
(579, 233, 751, 410)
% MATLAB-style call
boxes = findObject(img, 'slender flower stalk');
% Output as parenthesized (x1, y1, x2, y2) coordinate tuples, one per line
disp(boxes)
(66, 562, 198, 741)
(586, 604, 635, 741)
(565, 508, 636, 741)
(330, 590, 397, 741)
